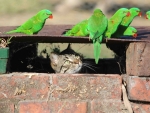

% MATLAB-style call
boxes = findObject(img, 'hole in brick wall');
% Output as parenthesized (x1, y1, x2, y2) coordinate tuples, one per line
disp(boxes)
(8, 42, 127, 74)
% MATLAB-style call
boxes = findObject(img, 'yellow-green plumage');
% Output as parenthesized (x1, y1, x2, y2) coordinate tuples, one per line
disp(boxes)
(64, 19, 89, 36)
(105, 8, 130, 38)
(112, 26, 137, 38)
(113, 7, 141, 38)
(6, 9, 53, 35)
(87, 9, 108, 64)
(121, 7, 141, 26)
(145, 11, 150, 19)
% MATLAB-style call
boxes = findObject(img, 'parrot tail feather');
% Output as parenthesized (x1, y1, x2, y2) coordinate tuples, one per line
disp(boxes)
(93, 40, 101, 64)
(6, 30, 18, 34)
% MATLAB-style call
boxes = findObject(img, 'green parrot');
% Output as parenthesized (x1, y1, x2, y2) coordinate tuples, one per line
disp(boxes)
(87, 9, 108, 64)
(113, 7, 141, 37)
(145, 11, 150, 19)
(6, 9, 53, 35)
(121, 7, 141, 26)
(105, 8, 130, 38)
(64, 19, 89, 36)
(112, 26, 137, 38)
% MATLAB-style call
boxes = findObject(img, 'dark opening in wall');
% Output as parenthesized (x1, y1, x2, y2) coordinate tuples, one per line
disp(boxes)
(8, 42, 126, 74)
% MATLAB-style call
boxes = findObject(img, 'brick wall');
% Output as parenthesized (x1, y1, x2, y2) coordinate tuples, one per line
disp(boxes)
(126, 42, 150, 113)
(0, 42, 150, 113)
(0, 73, 124, 113)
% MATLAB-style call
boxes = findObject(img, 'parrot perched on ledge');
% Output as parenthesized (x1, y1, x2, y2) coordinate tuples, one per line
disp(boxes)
(123, 26, 137, 38)
(105, 8, 130, 38)
(112, 26, 137, 38)
(113, 7, 141, 38)
(64, 19, 89, 37)
(145, 11, 150, 19)
(6, 9, 53, 35)
(121, 7, 141, 26)
(87, 9, 108, 64)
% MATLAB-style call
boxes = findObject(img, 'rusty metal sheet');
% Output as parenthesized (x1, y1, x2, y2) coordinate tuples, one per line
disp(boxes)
(0, 25, 150, 43)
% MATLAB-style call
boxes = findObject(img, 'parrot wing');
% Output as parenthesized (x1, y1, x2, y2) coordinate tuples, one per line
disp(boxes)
(105, 8, 130, 38)
(64, 19, 88, 36)
(88, 9, 108, 64)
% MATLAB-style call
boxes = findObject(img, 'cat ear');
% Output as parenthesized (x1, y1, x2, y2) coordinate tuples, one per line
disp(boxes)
(67, 43, 72, 50)
(50, 53, 59, 65)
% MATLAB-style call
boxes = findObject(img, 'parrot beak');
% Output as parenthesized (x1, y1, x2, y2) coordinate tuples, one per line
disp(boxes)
(145, 14, 148, 19)
(138, 12, 142, 17)
(126, 12, 130, 17)
(49, 14, 53, 19)
(133, 33, 137, 38)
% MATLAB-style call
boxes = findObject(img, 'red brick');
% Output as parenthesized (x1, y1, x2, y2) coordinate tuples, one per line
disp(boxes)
(91, 100, 123, 113)
(131, 102, 150, 113)
(19, 100, 87, 113)
(0, 73, 49, 100)
(127, 76, 150, 102)
(0, 101, 14, 113)
(126, 42, 150, 76)
(52, 74, 122, 100)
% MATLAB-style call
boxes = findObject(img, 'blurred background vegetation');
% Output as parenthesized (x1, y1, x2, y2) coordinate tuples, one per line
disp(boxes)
(1, 0, 150, 58)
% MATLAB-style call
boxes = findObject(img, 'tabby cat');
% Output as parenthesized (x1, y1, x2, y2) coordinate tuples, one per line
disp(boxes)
(50, 44, 83, 74)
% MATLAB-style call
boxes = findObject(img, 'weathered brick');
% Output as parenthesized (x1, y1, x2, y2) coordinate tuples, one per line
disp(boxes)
(91, 100, 123, 113)
(127, 76, 150, 102)
(131, 102, 150, 113)
(126, 42, 150, 76)
(19, 100, 87, 113)
(0, 101, 14, 113)
(52, 74, 122, 100)
(0, 73, 50, 100)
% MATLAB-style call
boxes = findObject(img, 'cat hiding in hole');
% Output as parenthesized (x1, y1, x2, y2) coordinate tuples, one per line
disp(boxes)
(49, 44, 83, 74)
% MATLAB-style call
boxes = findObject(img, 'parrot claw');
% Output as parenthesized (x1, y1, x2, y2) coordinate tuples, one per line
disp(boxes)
(106, 38, 108, 42)
(89, 37, 90, 41)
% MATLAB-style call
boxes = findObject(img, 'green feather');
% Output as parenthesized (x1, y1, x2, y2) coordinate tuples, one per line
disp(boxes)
(105, 8, 130, 38)
(112, 7, 141, 38)
(93, 39, 101, 64)
(88, 9, 107, 64)
(64, 19, 89, 36)
(121, 7, 141, 26)
(6, 9, 53, 35)
(112, 26, 137, 38)
(145, 11, 150, 19)
(93, 35, 103, 64)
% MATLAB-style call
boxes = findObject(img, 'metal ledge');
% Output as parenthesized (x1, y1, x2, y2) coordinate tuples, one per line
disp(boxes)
(0, 25, 150, 43)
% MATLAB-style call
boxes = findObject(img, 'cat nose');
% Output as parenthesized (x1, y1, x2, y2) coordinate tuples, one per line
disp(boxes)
(74, 59, 79, 64)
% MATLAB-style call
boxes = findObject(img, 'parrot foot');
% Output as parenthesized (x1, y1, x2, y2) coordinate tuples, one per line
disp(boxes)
(106, 38, 108, 42)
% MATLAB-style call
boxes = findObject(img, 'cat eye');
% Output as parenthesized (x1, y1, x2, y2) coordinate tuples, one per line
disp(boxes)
(65, 60, 72, 64)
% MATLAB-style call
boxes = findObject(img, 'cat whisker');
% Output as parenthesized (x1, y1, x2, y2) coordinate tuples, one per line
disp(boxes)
(83, 62, 99, 69)
(83, 60, 98, 65)
(82, 63, 97, 72)
(76, 44, 89, 52)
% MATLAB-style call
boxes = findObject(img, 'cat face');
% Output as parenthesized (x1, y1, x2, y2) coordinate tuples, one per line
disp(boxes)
(50, 53, 82, 74)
